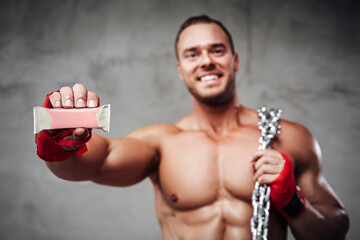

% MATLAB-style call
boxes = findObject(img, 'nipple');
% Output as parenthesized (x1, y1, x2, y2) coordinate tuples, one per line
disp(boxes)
(170, 194, 178, 203)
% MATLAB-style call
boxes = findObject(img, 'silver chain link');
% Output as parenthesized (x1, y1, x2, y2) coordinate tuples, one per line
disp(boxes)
(251, 107, 282, 240)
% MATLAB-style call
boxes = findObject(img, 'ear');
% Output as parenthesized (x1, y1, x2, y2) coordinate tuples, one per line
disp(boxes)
(233, 52, 240, 72)
(176, 61, 184, 81)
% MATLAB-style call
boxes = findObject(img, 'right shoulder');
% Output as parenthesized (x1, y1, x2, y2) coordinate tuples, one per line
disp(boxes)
(127, 124, 181, 148)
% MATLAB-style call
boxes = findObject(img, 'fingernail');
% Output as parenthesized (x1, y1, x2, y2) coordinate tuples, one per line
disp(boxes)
(65, 99, 72, 107)
(54, 100, 61, 107)
(76, 98, 85, 107)
(88, 100, 96, 107)
(75, 132, 85, 137)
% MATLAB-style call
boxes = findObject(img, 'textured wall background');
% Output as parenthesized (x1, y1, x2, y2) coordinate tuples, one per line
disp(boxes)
(0, 0, 359, 239)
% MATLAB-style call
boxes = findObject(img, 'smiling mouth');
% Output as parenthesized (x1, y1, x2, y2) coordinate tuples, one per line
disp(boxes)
(198, 74, 223, 82)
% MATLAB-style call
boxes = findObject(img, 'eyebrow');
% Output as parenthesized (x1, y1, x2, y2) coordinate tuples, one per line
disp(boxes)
(210, 43, 226, 49)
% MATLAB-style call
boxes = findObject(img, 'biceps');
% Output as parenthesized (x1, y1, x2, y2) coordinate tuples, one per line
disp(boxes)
(92, 137, 158, 187)
(297, 170, 342, 207)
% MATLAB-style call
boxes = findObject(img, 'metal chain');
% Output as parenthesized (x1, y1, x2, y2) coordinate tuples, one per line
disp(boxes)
(251, 107, 282, 240)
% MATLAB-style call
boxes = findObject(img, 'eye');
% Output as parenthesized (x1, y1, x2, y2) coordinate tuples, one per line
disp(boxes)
(189, 53, 197, 58)
(213, 48, 225, 56)
(185, 51, 198, 60)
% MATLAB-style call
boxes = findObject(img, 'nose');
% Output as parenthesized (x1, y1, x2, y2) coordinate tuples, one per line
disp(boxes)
(200, 50, 214, 69)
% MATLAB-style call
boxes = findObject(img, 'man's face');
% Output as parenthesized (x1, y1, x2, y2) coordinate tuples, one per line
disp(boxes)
(176, 23, 239, 106)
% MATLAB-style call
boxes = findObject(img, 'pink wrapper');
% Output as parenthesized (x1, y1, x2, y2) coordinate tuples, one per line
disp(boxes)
(33, 104, 110, 133)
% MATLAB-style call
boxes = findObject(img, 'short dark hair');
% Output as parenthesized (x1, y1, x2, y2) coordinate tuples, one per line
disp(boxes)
(175, 15, 235, 59)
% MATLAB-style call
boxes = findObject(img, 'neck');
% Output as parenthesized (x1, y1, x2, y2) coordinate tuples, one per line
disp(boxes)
(190, 92, 242, 134)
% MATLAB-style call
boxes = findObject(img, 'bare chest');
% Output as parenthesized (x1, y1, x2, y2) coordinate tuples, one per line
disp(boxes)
(157, 130, 260, 210)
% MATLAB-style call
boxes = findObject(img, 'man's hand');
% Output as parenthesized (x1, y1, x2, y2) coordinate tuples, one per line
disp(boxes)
(251, 149, 285, 184)
(251, 149, 305, 218)
(46, 83, 100, 150)
(35, 83, 101, 162)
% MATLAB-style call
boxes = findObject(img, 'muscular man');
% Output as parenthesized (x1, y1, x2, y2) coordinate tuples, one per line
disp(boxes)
(35, 15, 349, 239)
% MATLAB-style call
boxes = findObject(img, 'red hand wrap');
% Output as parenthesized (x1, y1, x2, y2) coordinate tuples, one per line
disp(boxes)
(35, 91, 92, 162)
(270, 153, 305, 219)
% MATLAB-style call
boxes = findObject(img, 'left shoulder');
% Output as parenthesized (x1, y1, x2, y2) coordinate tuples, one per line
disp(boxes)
(275, 119, 322, 172)
(279, 119, 314, 144)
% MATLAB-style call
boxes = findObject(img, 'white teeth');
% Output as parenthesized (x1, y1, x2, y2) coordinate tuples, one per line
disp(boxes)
(200, 75, 218, 82)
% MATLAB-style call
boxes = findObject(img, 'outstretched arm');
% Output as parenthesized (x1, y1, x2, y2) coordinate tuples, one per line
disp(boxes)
(38, 83, 159, 187)
(46, 133, 159, 186)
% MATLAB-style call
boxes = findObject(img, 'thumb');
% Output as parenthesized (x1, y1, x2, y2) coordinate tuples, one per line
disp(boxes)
(72, 128, 89, 141)
(60, 128, 89, 151)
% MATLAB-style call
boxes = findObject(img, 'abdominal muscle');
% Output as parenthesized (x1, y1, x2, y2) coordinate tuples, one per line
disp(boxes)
(152, 182, 287, 240)
(153, 183, 254, 240)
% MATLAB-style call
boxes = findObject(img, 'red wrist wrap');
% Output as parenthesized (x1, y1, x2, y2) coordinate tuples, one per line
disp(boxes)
(270, 153, 305, 219)
(35, 91, 92, 162)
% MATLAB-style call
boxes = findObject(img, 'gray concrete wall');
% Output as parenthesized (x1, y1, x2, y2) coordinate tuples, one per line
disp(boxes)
(0, 0, 359, 239)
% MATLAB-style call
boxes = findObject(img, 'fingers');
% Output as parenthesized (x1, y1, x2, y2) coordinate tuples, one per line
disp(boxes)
(252, 150, 284, 170)
(87, 91, 99, 108)
(60, 86, 75, 108)
(251, 150, 285, 184)
(255, 174, 280, 185)
(72, 83, 100, 108)
(73, 83, 87, 108)
(48, 83, 99, 109)
(251, 149, 282, 162)
(49, 91, 62, 108)
(253, 162, 284, 184)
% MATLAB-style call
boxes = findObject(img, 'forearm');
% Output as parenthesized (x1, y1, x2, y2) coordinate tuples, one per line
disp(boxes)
(45, 133, 109, 181)
(288, 199, 349, 240)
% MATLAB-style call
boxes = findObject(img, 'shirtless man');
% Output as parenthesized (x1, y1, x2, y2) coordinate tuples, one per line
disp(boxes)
(35, 15, 349, 239)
